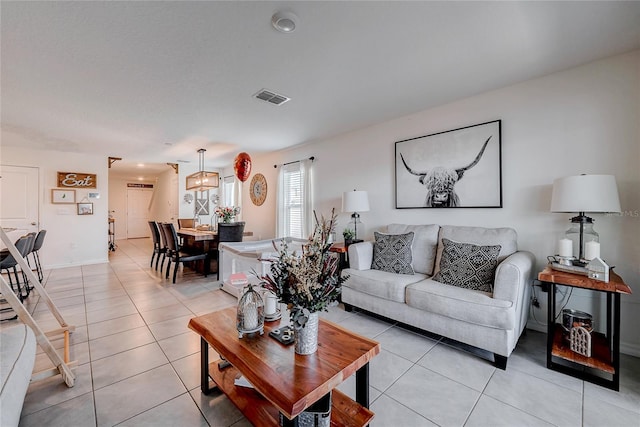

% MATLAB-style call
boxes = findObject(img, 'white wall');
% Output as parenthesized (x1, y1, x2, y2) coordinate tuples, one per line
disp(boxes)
(107, 176, 155, 240)
(108, 168, 178, 239)
(1, 146, 109, 267)
(240, 50, 640, 355)
(149, 168, 179, 224)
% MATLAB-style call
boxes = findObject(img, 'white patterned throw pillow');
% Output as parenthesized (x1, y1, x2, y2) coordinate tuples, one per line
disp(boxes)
(371, 232, 415, 275)
(432, 238, 501, 292)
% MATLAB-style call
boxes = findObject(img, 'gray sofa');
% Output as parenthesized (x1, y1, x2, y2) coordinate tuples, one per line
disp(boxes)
(1, 323, 36, 427)
(341, 224, 535, 369)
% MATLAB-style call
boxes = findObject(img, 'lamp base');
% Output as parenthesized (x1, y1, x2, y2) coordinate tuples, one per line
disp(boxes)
(566, 212, 599, 262)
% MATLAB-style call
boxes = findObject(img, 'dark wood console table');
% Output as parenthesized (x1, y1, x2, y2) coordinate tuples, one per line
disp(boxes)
(538, 267, 632, 391)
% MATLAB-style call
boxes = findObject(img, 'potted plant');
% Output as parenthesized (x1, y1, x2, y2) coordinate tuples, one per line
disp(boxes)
(342, 228, 355, 245)
(261, 209, 349, 354)
(215, 206, 240, 223)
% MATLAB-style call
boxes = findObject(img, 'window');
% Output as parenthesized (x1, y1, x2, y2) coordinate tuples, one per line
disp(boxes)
(277, 159, 313, 238)
(222, 176, 237, 207)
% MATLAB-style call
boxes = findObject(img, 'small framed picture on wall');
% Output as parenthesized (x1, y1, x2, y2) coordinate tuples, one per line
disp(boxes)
(51, 189, 76, 204)
(77, 202, 93, 215)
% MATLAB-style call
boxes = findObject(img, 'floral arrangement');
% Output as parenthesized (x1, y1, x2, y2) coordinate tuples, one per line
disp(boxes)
(215, 206, 240, 223)
(261, 208, 348, 329)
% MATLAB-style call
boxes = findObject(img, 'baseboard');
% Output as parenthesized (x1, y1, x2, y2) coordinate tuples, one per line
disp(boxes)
(43, 258, 109, 270)
(526, 323, 546, 334)
(620, 341, 640, 358)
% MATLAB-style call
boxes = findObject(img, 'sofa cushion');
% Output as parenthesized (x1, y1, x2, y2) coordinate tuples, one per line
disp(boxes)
(387, 224, 440, 275)
(432, 238, 501, 292)
(343, 267, 427, 303)
(406, 279, 515, 330)
(372, 232, 415, 275)
(434, 226, 517, 275)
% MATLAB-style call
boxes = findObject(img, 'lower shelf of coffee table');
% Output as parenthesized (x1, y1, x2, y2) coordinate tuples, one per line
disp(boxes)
(208, 362, 374, 427)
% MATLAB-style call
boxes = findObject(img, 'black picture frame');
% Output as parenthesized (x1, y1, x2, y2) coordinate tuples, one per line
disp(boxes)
(395, 120, 502, 209)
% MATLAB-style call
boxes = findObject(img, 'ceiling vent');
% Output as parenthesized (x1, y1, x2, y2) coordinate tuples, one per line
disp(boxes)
(253, 89, 290, 106)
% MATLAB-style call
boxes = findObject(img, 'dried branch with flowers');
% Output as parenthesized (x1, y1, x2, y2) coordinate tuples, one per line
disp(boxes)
(260, 208, 348, 328)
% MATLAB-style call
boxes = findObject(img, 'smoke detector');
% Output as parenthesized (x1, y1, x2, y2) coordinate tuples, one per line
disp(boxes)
(253, 88, 290, 106)
(271, 11, 298, 33)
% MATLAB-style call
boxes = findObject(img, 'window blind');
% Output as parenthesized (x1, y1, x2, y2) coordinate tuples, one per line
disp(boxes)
(276, 159, 313, 238)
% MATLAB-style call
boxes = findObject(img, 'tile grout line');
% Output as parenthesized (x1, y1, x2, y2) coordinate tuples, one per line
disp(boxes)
(83, 262, 101, 427)
(125, 239, 215, 426)
(101, 240, 213, 426)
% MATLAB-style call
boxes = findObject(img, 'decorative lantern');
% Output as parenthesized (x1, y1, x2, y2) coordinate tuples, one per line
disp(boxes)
(237, 284, 265, 338)
(234, 152, 252, 182)
(186, 149, 219, 191)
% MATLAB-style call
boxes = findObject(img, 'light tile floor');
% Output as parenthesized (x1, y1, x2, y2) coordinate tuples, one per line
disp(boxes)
(4, 238, 639, 426)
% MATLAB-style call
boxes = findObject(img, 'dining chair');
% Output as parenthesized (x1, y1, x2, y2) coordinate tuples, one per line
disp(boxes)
(0, 235, 33, 302)
(177, 218, 195, 229)
(215, 222, 245, 279)
(157, 221, 173, 273)
(148, 221, 167, 271)
(30, 230, 47, 282)
(23, 232, 37, 289)
(161, 222, 209, 283)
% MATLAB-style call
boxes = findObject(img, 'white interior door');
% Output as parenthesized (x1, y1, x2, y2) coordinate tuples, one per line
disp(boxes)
(126, 188, 153, 238)
(0, 165, 39, 248)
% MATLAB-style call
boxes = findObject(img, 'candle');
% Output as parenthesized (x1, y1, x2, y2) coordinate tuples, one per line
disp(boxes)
(585, 241, 600, 261)
(244, 302, 258, 330)
(264, 291, 277, 316)
(558, 238, 573, 257)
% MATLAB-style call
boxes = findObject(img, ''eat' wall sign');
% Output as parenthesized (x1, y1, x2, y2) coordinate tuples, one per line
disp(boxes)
(57, 172, 97, 189)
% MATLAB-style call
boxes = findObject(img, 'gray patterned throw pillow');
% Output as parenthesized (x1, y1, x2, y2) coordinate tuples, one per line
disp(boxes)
(371, 232, 415, 275)
(432, 238, 501, 292)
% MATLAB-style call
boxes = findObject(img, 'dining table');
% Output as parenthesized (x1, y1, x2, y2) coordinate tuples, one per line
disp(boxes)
(177, 227, 253, 275)
(177, 228, 219, 252)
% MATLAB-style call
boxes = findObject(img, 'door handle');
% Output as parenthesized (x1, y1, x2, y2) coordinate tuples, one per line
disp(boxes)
(31, 222, 37, 226)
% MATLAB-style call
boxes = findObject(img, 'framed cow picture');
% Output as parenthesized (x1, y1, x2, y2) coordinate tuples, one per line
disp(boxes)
(395, 120, 502, 209)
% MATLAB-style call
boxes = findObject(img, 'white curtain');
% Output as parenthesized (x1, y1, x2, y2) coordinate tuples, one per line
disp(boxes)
(276, 167, 286, 238)
(218, 175, 242, 224)
(300, 158, 314, 238)
(234, 176, 242, 220)
(221, 176, 235, 207)
(276, 159, 313, 238)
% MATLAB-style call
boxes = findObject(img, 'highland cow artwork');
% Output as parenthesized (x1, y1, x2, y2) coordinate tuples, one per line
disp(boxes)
(395, 120, 502, 209)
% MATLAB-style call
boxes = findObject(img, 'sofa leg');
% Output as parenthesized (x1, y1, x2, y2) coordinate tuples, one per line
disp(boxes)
(494, 354, 508, 370)
(344, 303, 353, 312)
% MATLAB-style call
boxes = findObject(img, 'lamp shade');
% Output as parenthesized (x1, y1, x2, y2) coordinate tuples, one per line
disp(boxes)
(342, 190, 370, 213)
(550, 175, 621, 213)
(186, 148, 219, 191)
(186, 171, 219, 191)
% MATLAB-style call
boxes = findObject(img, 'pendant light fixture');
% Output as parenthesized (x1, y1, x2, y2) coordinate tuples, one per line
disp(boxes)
(186, 149, 219, 191)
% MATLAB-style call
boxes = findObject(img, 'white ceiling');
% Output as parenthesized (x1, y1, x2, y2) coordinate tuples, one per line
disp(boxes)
(2, 1, 640, 178)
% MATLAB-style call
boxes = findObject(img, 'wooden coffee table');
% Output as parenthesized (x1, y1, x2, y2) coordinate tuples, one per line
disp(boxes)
(188, 307, 380, 426)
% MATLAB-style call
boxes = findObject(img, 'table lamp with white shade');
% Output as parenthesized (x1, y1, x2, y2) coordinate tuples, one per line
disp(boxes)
(342, 190, 370, 242)
(550, 174, 621, 265)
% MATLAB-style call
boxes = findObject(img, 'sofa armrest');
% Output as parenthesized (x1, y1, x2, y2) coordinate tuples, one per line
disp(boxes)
(493, 251, 535, 302)
(347, 242, 374, 270)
